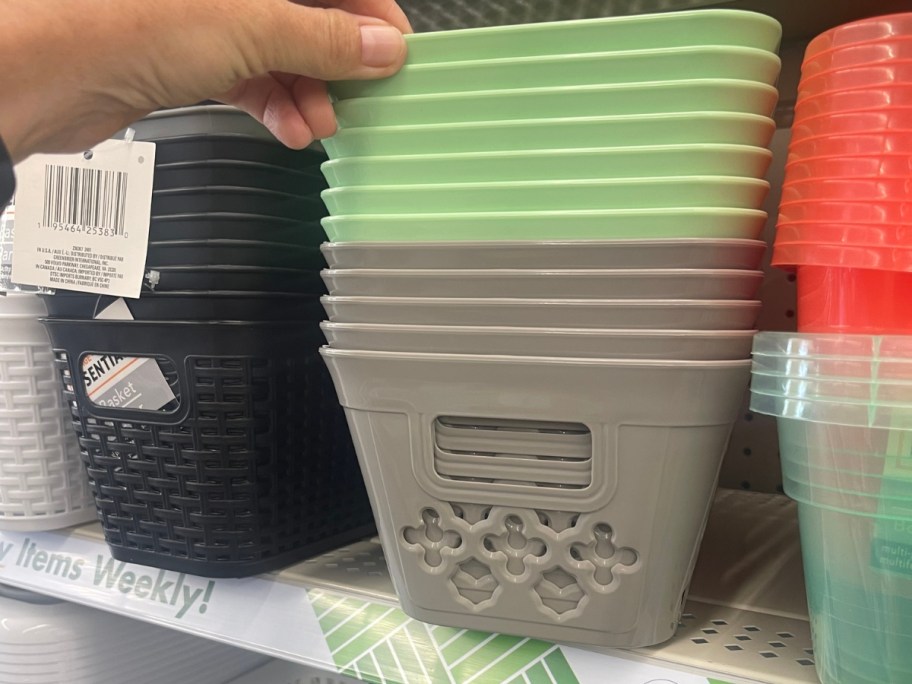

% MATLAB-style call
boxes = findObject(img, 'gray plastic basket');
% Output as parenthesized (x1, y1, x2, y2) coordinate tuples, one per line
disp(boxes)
(321, 347, 750, 647)
(125, 105, 274, 141)
(321, 268, 763, 300)
(321, 322, 756, 360)
(321, 296, 762, 329)
(321, 239, 767, 270)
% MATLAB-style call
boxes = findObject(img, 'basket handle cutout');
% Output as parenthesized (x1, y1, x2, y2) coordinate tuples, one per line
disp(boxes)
(433, 416, 593, 490)
(72, 351, 190, 425)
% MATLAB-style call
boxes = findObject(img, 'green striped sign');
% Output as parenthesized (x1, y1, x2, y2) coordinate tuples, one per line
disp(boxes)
(307, 588, 579, 684)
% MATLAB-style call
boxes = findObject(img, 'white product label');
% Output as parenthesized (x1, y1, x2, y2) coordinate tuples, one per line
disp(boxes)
(94, 297, 134, 321)
(0, 200, 53, 293)
(11, 139, 156, 297)
(81, 298, 176, 411)
(0, 201, 16, 291)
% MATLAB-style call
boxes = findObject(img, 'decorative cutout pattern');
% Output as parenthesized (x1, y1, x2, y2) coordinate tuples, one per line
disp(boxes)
(402, 508, 462, 568)
(482, 515, 546, 576)
(535, 568, 585, 616)
(452, 558, 498, 606)
(569, 523, 638, 587)
(400, 503, 640, 618)
(451, 502, 492, 526)
(536, 509, 580, 533)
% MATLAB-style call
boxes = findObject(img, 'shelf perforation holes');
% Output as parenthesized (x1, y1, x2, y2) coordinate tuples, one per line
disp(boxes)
(681, 609, 815, 668)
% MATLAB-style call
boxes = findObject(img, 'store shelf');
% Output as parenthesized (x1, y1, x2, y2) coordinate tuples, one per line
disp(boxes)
(0, 489, 815, 684)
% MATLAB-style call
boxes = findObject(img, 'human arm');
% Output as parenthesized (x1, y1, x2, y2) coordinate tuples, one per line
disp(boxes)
(0, 0, 411, 163)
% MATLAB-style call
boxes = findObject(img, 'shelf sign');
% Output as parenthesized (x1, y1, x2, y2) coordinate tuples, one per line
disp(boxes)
(0, 534, 213, 619)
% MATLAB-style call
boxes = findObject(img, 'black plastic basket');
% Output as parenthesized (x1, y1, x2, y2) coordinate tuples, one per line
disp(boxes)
(151, 187, 327, 220)
(43, 318, 375, 577)
(149, 214, 327, 244)
(145, 266, 327, 293)
(153, 135, 327, 171)
(41, 291, 326, 321)
(153, 160, 327, 195)
(146, 240, 325, 270)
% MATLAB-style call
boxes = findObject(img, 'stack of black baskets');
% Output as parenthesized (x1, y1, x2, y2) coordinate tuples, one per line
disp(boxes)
(41, 105, 376, 577)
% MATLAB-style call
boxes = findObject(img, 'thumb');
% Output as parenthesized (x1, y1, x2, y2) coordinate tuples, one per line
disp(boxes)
(255, 4, 407, 82)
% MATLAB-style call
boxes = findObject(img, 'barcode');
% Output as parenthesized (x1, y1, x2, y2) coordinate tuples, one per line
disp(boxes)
(42, 165, 128, 234)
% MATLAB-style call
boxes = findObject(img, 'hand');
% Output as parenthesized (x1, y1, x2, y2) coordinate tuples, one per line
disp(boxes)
(0, 0, 411, 163)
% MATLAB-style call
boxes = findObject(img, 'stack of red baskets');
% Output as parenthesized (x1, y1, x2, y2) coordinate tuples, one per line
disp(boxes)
(774, 12, 912, 333)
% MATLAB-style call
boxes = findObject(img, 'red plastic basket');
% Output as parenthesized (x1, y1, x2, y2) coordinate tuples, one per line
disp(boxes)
(785, 155, 912, 181)
(781, 177, 912, 203)
(796, 265, 912, 333)
(800, 62, 912, 100)
(805, 13, 912, 63)
(787, 133, 912, 163)
(773, 242, 912, 271)
(776, 221, 912, 247)
(778, 199, 912, 225)
(791, 108, 912, 140)
(795, 86, 912, 120)
(803, 37, 912, 78)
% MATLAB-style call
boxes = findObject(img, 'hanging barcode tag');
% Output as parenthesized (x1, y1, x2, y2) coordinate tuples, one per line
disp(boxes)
(11, 138, 155, 297)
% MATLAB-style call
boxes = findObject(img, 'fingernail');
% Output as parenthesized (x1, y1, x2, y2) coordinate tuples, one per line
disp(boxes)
(360, 25, 405, 67)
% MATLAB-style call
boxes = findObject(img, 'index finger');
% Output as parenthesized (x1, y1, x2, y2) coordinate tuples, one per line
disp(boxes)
(305, 0, 413, 33)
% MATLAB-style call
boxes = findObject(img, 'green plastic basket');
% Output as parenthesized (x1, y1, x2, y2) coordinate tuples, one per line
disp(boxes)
(322, 177, 770, 214)
(334, 79, 779, 128)
(331, 45, 781, 99)
(400, 10, 781, 64)
(320, 144, 773, 187)
(321, 113, 776, 158)
(321, 208, 767, 242)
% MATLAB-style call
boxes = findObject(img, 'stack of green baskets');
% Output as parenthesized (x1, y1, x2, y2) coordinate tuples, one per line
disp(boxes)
(752, 332, 912, 684)
(323, 9, 781, 241)
(314, 9, 784, 648)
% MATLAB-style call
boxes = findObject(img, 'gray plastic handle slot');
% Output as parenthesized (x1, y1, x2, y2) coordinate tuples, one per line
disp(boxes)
(437, 416, 589, 434)
(435, 421, 592, 459)
(434, 446, 592, 488)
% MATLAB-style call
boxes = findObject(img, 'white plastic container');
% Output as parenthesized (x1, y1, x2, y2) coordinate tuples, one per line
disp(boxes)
(0, 294, 95, 530)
